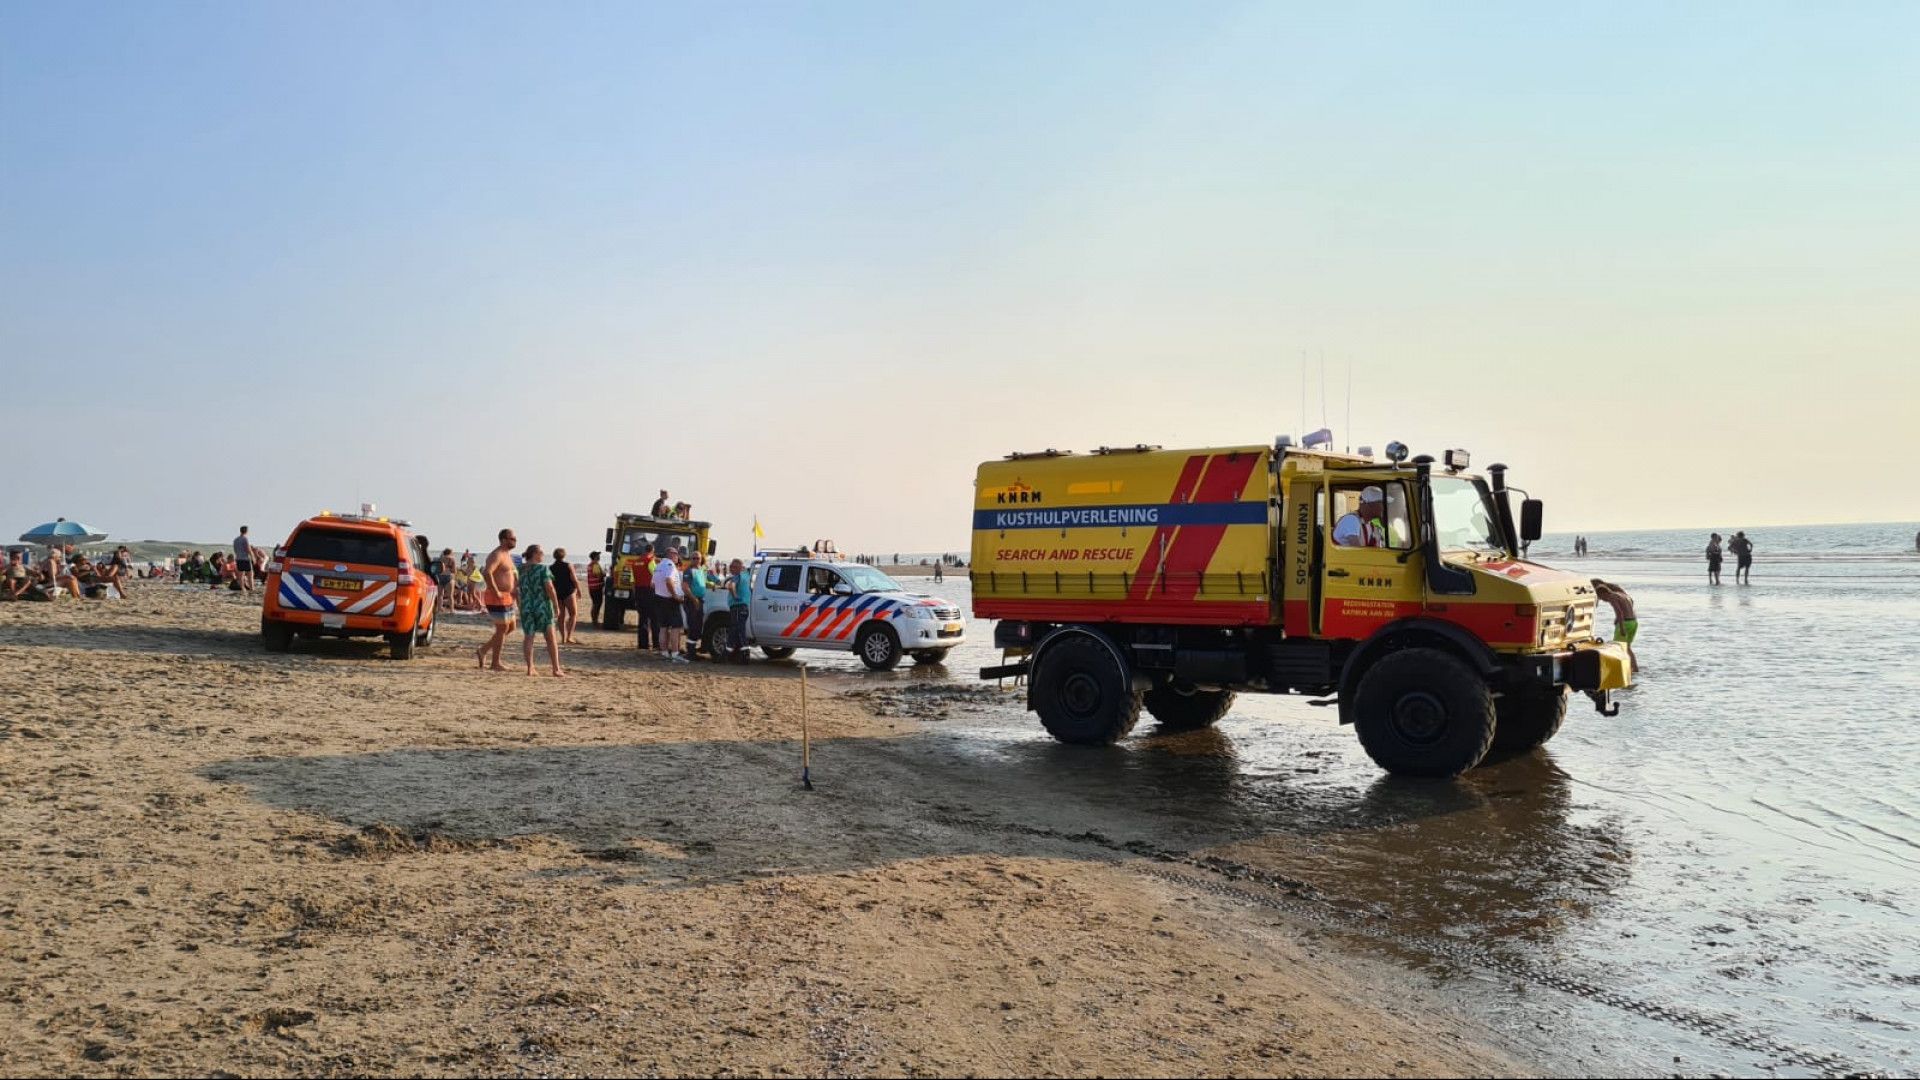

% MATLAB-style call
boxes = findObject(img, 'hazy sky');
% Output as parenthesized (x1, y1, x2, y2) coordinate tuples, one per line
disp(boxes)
(4, 2, 1916, 555)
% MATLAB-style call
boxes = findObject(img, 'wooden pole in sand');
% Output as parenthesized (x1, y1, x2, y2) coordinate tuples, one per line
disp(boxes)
(800, 663, 813, 790)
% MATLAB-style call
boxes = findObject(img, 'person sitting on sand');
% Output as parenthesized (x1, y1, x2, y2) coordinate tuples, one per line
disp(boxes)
(1591, 579, 1638, 674)
(4, 551, 36, 600)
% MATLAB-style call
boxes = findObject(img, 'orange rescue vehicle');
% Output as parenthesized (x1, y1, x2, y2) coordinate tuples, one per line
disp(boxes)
(260, 512, 440, 659)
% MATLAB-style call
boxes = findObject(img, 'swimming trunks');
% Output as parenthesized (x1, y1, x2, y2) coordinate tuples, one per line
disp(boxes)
(1617, 618, 1638, 645)
(486, 604, 515, 625)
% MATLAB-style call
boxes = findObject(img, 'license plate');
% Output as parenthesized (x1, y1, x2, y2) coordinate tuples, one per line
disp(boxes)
(943, 623, 963, 633)
(321, 614, 346, 629)
(316, 577, 364, 591)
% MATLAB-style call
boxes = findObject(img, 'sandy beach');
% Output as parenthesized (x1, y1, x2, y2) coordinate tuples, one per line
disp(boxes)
(0, 587, 1529, 1077)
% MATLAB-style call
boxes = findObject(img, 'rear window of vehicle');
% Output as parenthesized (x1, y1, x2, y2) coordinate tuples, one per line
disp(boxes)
(286, 526, 400, 566)
(764, 564, 801, 592)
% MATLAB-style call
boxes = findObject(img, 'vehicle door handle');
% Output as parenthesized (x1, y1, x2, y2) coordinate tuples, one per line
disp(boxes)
(1326, 569, 1350, 578)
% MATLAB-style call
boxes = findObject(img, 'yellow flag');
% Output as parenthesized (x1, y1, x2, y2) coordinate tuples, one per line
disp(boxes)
(752, 516, 765, 539)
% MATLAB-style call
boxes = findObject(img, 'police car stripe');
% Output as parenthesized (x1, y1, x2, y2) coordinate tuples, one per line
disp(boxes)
(781, 597, 836, 638)
(812, 595, 880, 639)
(833, 598, 897, 641)
(798, 594, 865, 639)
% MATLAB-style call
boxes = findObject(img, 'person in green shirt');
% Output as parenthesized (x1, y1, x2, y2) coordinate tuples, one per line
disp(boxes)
(726, 558, 752, 663)
(682, 556, 709, 659)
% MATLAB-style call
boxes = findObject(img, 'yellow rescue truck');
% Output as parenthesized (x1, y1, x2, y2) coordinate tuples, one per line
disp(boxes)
(600, 512, 714, 631)
(972, 440, 1632, 777)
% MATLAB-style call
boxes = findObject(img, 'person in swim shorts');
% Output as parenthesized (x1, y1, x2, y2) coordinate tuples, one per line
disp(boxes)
(1592, 578, 1638, 674)
(477, 527, 519, 672)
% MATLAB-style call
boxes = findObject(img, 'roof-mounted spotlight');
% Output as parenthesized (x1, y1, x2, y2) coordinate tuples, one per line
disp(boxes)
(1384, 441, 1409, 464)
(1444, 448, 1471, 472)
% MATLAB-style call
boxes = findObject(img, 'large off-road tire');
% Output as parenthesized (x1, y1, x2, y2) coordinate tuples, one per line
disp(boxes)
(1143, 684, 1236, 732)
(910, 649, 950, 665)
(415, 612, 436, 649)
(856, 623, 903, 671)
(1492, 685, 1567, 754)
(760, 646, 796, 660)
(1031, 632, 1141, 746)
(602, 596, 626, 631)
(702, 614, 734, 657)
(262, 619, 293, 653)
(387, 628, 417, 660)
(1351, 647, 1495, 778)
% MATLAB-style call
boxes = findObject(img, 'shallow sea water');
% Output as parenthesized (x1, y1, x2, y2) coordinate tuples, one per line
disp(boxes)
(795, 523, 1920, 1075)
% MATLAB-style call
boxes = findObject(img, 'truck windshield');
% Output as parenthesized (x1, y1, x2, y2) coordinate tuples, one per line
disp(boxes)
(839, 565, 904, 593)
(620, 529, 693, 557)
(1428, 477, 1506, 555)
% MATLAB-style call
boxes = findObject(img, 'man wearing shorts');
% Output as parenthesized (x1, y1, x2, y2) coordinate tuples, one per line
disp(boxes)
(232, 526, 259, 592)
(1730, 531, 1754, 585)
(1592, 579, 1638, 674)
(651, 547, 688, 663)
(436, 548, 457, 613)
(477, 528, 518, 672)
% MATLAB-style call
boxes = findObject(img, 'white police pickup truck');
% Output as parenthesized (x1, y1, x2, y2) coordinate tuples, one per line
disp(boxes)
(700, 553, 966, 669)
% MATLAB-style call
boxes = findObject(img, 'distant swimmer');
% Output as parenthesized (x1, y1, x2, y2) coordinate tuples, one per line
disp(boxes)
(1706, 533, 1723, 586)
(1333, 486, 1388, 547)
(1592, 579, 1638, 673)
(1729, 531, 1753, 584)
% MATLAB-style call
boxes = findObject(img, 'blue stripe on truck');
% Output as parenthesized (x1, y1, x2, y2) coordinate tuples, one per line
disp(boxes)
(973, 502, 1266, 531)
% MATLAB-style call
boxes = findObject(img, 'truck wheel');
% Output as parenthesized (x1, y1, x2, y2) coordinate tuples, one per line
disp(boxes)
(760, 646, 795, 660)
(703, 615, 732, 657)
(416, 612, 435, 648)
(856, 624, 903, 671)
(602, 597, 626, 631)
(1143, 684, 1235, 732)
(1031, 633, 1140, 745)
(1351, 647, 1494, 778)
(388, 628, 417, 660)
(1492, 686, 1567, 754)
(910, 649, 950, 665)
(262, 619, 293, 653)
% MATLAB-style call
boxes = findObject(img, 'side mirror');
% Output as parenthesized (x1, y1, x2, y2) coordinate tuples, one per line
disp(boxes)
(708, 539, 717, 557)
(831, 583, 853, 596)
(1521, 499, 1544, 543)
(605, 528, 614, 548)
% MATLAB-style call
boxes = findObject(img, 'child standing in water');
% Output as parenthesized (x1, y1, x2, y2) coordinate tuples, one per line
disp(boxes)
(1592, 579, 1638, 674)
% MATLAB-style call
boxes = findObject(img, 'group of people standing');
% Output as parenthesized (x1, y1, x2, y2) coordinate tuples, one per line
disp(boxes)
(466, 527, 754, 676)
(1705, 531, 1754, 585)
(625, 541, 754, 664)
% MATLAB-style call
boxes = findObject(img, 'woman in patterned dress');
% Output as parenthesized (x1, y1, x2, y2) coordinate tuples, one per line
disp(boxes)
(517, 544, 565, 677)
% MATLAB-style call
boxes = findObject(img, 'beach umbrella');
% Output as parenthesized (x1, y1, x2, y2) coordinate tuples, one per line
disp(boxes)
(18, 518, 107, 546)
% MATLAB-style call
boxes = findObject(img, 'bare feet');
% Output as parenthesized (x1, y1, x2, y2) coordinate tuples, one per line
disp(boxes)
(551, 669, 566, 677)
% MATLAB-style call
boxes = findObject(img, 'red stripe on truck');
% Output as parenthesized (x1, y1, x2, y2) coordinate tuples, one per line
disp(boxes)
(1127, 454, 1209, 601)
(1154, 451, 1261, 603)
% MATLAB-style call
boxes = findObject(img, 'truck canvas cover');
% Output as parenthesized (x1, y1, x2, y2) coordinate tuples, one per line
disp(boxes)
(971, 445, 1276, 626)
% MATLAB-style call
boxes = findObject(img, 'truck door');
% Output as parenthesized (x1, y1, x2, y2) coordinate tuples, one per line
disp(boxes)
(1320, 479, 1419, 640)
(755, 561, 805, 643)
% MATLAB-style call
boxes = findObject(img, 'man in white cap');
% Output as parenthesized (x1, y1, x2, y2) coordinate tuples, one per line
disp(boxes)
(1333, 486, 1388, 547)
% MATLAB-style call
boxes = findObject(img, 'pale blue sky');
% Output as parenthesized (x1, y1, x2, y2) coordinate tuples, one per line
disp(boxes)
(4, 2, 1916, 554)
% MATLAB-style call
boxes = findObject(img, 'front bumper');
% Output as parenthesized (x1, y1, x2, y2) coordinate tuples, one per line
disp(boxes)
(899, 620, 966, 650)
(1508, 641, 1632, 715)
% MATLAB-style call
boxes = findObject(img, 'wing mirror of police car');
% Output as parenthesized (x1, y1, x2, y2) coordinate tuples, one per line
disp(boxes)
(1521, 499, 1544, 543)
(832, 583, 853, 596)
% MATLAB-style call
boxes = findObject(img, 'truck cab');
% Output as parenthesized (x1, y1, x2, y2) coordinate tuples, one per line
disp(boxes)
(702, 551, 966, 669)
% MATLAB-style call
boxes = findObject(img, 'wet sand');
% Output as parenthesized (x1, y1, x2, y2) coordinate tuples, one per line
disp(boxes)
(1, 588, 1527, 1077)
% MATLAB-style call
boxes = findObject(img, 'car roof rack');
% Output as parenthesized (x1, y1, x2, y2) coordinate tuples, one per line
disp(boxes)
(1004, 448, 1076, 460)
